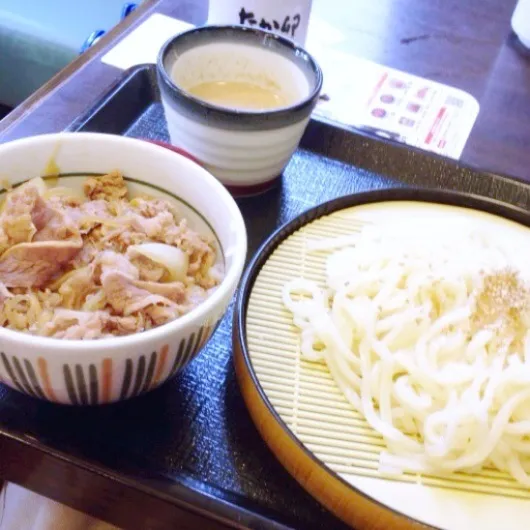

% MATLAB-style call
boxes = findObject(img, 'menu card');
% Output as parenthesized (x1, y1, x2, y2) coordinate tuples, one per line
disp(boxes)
(311, 48, 479, 159)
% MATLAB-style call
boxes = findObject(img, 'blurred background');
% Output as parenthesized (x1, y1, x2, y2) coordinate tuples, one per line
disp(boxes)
(0, 0, 142, 118)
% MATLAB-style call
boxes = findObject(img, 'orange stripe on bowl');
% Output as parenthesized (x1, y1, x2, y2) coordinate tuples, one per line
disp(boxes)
(37, 357, 57, 402)
(153, 344, 169, 387)
(101, 358, 112, 403)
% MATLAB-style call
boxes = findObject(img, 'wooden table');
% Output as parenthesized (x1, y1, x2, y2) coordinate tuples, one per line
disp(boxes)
(1, 0, 529, 181)
(0, 0, 530, 528)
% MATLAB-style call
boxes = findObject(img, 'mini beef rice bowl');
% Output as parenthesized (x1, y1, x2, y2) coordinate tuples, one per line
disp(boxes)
(0, 131, 246, 404)
(0, 172, 223, 339)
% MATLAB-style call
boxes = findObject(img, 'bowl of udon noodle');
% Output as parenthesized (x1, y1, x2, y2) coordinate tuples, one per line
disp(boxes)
(234, 189, 530, 529)
(0, 132, 246, 404)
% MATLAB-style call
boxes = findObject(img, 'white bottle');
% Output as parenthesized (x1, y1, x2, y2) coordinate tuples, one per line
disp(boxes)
(207, 0, 313, 46)
(512, 0, 530, 49)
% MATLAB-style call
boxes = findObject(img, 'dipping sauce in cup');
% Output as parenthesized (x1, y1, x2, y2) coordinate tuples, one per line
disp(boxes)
(156, 25, 322, 196)
(186, 79, 288, 110)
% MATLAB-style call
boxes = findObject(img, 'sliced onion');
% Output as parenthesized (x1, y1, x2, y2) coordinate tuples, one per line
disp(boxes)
(44, 186, 85, 202)
(127, 243, 188, 282)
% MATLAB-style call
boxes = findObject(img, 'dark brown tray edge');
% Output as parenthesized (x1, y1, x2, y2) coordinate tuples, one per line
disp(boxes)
(0, 427, 294, 530)
(304, 114, 530, 196)
(65, 63, 159, 134)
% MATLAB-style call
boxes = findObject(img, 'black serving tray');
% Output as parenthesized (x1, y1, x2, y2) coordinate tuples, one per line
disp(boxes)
(1, 64, 530, 530)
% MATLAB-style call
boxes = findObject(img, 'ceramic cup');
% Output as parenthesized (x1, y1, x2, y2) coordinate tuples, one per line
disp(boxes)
(512, 0, 530, 49)
(156, 25, 322, 196)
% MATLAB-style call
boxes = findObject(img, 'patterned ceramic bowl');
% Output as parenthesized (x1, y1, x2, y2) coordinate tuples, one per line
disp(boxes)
(0, 132, 247, 405)
(157, 25, 323, 196)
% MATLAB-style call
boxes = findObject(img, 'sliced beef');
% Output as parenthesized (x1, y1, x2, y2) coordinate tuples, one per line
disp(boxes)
(134, 280, 186, 304)
(43, 309, 145, 339)
(0, 174, 220, 338)
(94, 250, 139, 281)
(0, 239, 83, 288)
(129, 211, 178, 240)
(32, 196, 78, 242)
(1, 182, 40, 244)
(129, 253, 166, 282)
(101, 271, 179, 317)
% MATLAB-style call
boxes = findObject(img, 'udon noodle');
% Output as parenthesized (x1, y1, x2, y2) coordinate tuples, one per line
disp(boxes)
(283, 222, 530, 486)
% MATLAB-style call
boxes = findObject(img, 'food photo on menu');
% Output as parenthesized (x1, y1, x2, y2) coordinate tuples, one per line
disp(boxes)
(0, 0, 529, 529)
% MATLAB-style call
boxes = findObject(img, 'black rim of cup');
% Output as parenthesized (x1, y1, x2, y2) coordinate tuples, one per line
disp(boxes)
(156, 25, 323, 124)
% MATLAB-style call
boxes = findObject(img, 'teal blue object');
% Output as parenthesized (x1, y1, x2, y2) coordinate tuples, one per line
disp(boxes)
(0, 0, 144, 107)
(80, 30, 106, 54)
(121, 3, 138, 19)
